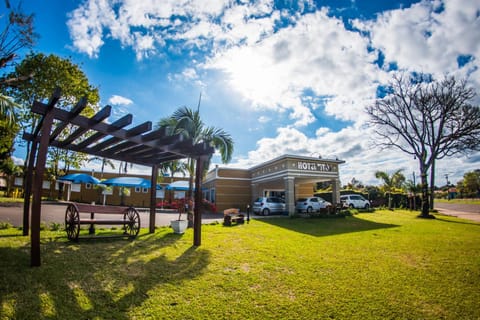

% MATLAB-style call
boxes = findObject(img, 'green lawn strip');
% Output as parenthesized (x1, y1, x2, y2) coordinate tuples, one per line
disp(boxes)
(0, 210, 479, 319)
(0, 197, 23, 205)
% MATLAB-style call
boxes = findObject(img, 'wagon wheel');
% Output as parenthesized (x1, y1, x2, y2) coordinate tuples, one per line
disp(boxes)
(65, 204, 80, 241)
(123, 207, 140, 237)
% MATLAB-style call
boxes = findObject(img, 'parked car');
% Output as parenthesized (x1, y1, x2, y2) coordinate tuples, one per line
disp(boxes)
(295, 197, 331, 213)
(340, 194, 370, 209)
(252, 197, 286, 215)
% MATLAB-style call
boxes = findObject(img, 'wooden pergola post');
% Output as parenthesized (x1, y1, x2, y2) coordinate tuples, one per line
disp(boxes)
(30, 92, 60, 266)
(149, 165, 158, 233)
(22, 141, 37, 236)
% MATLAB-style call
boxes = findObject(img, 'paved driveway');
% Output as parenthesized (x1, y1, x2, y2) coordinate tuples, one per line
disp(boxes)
(434, 201, 480, 223)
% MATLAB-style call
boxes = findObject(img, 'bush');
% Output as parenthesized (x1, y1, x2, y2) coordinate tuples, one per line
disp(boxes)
(0, 221, 13, 229)
(50, 222, 62, 231)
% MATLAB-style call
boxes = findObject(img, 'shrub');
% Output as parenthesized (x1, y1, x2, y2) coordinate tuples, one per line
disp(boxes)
(50, 222, 62, 231)
(0, 222, 13, 229)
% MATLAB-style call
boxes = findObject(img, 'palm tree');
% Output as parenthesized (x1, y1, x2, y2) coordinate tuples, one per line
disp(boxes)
(404, 179, 419, 210)
(87, 156, 115, 178)
(0, 94, 18, 126)
(157, 106, 234, 225)
(375, 169, 406, 209)
(159, 160, 188, 179)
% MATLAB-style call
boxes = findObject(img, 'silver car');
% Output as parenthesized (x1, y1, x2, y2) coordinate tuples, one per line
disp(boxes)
(252, 197, 286, 216)
(296, 197, 331, 213)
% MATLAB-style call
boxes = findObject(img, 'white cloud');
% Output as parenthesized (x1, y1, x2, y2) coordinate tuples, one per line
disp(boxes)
(355, 0, 480, 81)
(108, 95, 133, 105)
(66, 0, 290, 60)
(12, 156, 24, 166)
(204, 8, 381, 125)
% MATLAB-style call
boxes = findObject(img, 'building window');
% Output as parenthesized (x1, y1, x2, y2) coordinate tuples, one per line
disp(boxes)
(14, 177, 23, 186)
(142, 187, 148, 193)
(85, 183, 92, 189)
(134, 187, 141, 193)
(72, 183, 81, 192)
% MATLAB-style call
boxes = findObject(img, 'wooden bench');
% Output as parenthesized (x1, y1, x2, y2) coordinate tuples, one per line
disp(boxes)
(223, 208, 245, 226)
(65, 202, 141, 241)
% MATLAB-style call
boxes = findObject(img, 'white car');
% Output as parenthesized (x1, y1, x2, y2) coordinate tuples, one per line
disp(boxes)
(295, 197, 331, 213)
(340, 194, 370, 209)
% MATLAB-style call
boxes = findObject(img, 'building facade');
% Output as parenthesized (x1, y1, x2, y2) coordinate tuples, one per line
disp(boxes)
(203, 154, 344, 214)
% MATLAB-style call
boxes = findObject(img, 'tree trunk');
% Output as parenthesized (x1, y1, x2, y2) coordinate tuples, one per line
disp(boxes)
(429, 160, 435, 210)
(420, 160, 430, 218)
(187, 158, 195, 228)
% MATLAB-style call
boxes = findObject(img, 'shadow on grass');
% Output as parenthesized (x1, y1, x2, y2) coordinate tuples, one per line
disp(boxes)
(0, 229, 210, 319)
(434, 215, 480, 226)
(255, 215, 399, 237)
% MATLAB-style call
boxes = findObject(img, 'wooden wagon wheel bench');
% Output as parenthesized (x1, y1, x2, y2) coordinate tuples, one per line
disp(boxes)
(65, 202, 141, 241)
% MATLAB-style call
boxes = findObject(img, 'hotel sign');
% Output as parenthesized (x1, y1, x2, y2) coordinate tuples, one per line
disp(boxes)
(296, 161, 334, 172)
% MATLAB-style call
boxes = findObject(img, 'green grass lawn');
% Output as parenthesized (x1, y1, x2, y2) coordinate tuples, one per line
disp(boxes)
(1, 210, 479, 319)
(0, 197, 23, 205)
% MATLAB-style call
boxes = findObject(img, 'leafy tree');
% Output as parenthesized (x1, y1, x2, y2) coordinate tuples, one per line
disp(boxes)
(3, 53, 100, 181)
(157, 105, 234, 226)
(0, 155, 22, 196)
(458, 170, 480, 198)
(367, 73, 480, 218)
(375, 169, 405, 209)
(0, 102, 18, 164)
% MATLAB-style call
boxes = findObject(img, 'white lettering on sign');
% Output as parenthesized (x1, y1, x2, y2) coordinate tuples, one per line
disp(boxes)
(297, 161, 333, 172)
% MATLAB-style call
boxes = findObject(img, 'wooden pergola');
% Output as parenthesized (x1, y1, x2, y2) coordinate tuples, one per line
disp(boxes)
(23, 88, 214, 266)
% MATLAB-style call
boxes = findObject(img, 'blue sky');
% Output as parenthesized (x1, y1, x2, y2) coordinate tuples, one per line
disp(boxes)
(8, 0, 480, 186)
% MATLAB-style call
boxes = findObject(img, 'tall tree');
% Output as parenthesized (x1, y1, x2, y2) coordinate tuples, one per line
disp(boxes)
(3, 53, 100, 180)
(367, 73, 480, 218)
(157, 106, 234, 226)
(374, 169, 405, 209)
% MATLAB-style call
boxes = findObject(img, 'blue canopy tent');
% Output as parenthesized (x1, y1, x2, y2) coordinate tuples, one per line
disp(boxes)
(58, 173, 100, 184)
(101, 176, 162, 189)
(58, 173, 101, 201)
(100, 177, 163, 206)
